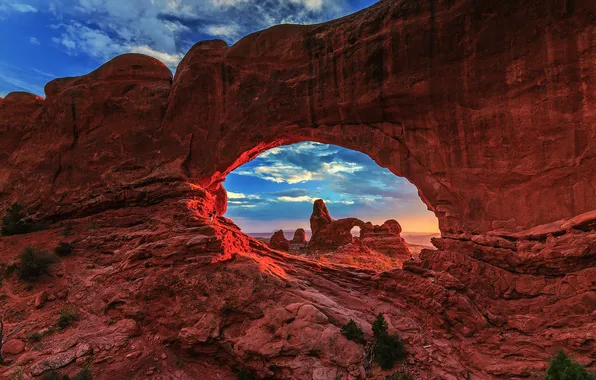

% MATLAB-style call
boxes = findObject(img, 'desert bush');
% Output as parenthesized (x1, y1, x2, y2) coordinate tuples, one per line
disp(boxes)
(236, 369, 256, 380)
(4, 263, 17, 277)
(28, 332, 42, 342)
(1, 203, 47, 236)
(41, 371, 68, 380)
(56, 309, 79, 330)
(390, 374, 413, 380)
(72, 366, 92, 380)
(1, 203, 32, 236)
(54, 242, 74, 257)
(372, 313, 406, 370)
(341, 319, 365, 344)
(18, 247, 55, 281)
(546, 350, 591, 380)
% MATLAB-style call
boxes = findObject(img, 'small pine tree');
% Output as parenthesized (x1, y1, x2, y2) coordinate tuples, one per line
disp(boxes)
(372, 313, 406, 370)
(18, 247, 55, 281)
(56, 309, 79, 330)
(72, 366, 92, 380)
(372, 313, 389, 338)
(545, 350, 590, 380)
(341, 319, 365, 344)
(1, 203, 31, 236)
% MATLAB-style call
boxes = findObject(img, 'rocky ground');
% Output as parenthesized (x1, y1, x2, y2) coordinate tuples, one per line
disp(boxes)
(1, 193, 594, 379)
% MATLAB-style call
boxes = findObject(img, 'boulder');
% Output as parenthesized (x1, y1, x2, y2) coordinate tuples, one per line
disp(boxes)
(3, 339, 25, 355)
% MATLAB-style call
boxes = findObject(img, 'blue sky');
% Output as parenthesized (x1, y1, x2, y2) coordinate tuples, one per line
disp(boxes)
(225, 142, 438, 233)
(0, 0, 438, 233)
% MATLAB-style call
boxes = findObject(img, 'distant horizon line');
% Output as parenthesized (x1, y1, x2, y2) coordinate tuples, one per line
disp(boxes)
(245, 230, 441, 235)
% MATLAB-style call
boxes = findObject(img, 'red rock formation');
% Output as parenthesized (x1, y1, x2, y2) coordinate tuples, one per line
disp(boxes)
(308, 201, 411, 258)
(309, 199, 333, 236)
(360, 220, 411, 260)
(269, 229, 290, 251)
(0, 0, 594, 378)
(309, 198, 367, 250)
(291, 228, 307, 244)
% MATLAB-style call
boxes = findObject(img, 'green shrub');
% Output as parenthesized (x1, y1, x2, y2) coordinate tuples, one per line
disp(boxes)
(54, 242, 74, 257)
(341, 319, 365, 344)
(61, 222, 74, 237)
(372, 313, 406, 370)
(236, 369, 256, 380)
(5, 263, 17, 277)
(41, 371, 68, 380)
(57, 309, 79, 330)
(72, 366, 92, 380)
(28, 332, 42, 342)
(546, 350, 590, 380)
(18, 247, 55, 281)
(1, 203, 32, 236)
(390, 374, 412, 380)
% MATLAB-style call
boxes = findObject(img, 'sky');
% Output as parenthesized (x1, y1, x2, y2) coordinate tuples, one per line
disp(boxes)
(0, 0, 438, 234)
(224, 142, 439, 233)
(0, 0, 378, 97)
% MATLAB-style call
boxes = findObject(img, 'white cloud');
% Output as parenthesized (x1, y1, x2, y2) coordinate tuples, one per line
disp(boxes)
(11, 3, 37, 12)
(228, 191, 247, 199)
(277, 195, 317, 203)
(250, 164, 316, 184)
(204, 24, 241, 40)
(129, 45, 183, 67)
(321, 161, 363, 174)
(289, 0, 323, 11)
(210, 0, 249, 7)
(29, 37, 40, 45)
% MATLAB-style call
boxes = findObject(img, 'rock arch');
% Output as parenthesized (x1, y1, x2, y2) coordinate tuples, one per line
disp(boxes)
(163, 0, 596, 235)
(0, 0, 593, 238)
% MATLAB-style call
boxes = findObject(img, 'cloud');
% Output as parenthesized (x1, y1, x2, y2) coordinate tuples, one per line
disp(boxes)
(11, 3, 37, 12)
(129, 45, 183, 67)
(0, 61, 46, 95)
(269, 188, 309, 197)
(204, 23, 241, 39)
(29, 37, 40, 45)
(277, 195, 317, 203)
(29, 0, 349, 73)
(228, 191, 247, 199)
(210, 0, 250, 7)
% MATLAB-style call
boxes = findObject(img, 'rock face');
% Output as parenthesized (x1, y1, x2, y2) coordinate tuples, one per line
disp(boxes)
(269, 229, 290, 251)
(309, 199, 366, 250)
(0, 0, 595, 379)
(308, 200, 410, 257)
(309, 199, 334, 237)
(361, 220, 411, 260)
(291, 228, 307, 244)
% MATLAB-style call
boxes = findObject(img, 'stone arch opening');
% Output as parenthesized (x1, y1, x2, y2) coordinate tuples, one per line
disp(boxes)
(204, 126, 453, 234)
(221, 141, 439, 250)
